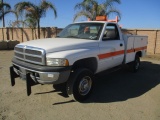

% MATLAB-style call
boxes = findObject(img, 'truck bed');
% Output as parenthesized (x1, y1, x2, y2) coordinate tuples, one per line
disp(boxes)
(123, 34, 148, 63)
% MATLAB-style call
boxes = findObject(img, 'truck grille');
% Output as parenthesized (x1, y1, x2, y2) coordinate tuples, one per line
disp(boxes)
(14, 45, 46, 65)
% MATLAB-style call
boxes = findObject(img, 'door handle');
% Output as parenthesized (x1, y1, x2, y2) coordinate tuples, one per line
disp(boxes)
(120, 43, 123, 47)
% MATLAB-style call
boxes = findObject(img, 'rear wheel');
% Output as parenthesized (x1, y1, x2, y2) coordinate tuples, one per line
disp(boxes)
(129, 54, 140, 72)
(66, 68, 94, 102)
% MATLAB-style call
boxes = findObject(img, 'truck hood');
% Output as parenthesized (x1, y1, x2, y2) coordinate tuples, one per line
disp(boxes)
(19, 38, 99, 53)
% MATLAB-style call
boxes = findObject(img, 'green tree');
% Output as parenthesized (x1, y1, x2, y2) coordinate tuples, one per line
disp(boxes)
(74, 0, 121, 21)
(0, 0, 11, 27)
(0, 0, 11, 40)
(15, 0, 57, 39)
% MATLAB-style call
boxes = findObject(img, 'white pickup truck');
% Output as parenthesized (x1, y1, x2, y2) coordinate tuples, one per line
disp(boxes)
(10, 20, 148, 102)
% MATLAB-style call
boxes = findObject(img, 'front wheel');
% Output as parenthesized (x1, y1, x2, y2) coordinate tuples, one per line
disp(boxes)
(66, 68, 94, 102)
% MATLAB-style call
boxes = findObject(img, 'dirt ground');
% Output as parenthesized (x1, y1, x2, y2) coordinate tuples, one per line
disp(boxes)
(0, 50, 160, 120)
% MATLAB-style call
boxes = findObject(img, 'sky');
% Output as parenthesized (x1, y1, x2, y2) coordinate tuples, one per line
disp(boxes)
(2, 0, 160, 29)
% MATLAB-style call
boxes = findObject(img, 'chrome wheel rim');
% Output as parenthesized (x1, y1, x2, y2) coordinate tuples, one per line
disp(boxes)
(78, 76, 92, 96)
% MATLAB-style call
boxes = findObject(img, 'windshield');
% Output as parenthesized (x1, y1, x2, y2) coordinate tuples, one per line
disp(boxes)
(57, 23, 104, 40)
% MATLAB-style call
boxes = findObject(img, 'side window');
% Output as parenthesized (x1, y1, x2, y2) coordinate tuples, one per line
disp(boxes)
(103, 24, 120, 40)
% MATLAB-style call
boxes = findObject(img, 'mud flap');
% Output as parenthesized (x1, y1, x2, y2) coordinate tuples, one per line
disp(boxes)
(66, 71, 80, 96)
(66, 72, 75, 96)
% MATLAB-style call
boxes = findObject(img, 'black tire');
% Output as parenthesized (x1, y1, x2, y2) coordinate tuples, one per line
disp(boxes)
(129, 54, 140, 73)
(66, 68, 94, 102)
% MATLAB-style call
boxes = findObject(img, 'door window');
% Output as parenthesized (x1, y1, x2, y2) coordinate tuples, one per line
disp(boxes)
(103, 24, 120, 40)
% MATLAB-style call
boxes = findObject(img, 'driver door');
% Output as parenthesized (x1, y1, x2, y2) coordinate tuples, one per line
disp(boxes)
(98, 23, 124, 72)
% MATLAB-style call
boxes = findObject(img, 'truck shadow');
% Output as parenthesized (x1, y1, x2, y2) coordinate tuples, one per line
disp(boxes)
(35, 83, 69, 98)
(85, 61, 160, 103)
(35, 61, 160, 104)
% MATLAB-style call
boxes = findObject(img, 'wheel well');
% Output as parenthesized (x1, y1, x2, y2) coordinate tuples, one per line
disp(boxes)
(136, 51, 142, 57)
(72, 58, 97, 73)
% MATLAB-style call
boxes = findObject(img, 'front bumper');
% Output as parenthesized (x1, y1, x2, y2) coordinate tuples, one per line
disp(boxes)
(12, 58, 71, 84)
(10, 58, 71, 96)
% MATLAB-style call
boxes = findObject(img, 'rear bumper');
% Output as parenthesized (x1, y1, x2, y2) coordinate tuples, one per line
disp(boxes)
(12, 58, 71, 84)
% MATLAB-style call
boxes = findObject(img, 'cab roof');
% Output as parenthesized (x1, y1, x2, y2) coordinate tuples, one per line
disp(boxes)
(74, 21, 118, 25)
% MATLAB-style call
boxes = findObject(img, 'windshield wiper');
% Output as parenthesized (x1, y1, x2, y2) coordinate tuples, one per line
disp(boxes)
(65, 35, 80, 38)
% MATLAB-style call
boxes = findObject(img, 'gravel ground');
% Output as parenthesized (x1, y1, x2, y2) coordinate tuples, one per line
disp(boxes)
(0, 50, 160, 120)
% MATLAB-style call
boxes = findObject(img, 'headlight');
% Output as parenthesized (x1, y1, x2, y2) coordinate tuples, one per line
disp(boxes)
(46, 58, 69, 66)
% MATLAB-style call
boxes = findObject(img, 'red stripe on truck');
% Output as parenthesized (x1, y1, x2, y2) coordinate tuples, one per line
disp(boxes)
(126, 49, 134, 53)
(98, 46, 147, 60)
(98, 50, 124, 59)
(134, 46, 147, 52)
